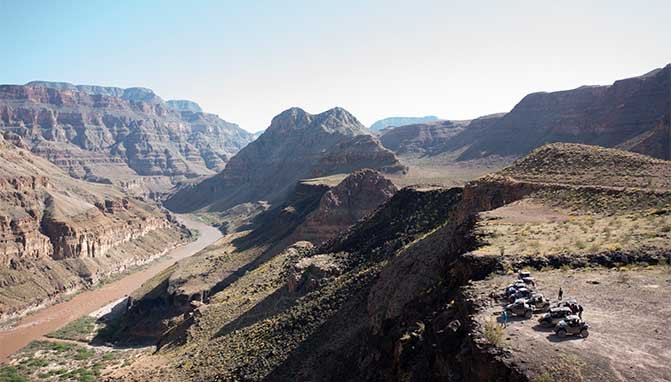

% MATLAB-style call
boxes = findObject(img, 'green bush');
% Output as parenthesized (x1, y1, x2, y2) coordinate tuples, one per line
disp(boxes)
(0, 366, 28, 382)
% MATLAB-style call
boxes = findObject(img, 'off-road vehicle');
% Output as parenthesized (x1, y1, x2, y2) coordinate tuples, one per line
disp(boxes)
(508, 287, 532, 303)
(526, 293, 550, 312)
(518, 271, 532, 279)
(521, 276, 536, 286)
(505, 299, 534, 318)
(505, 282, 527, 297)
(538, 306, 572, 327)
(554, 315, 589, 338)
(551, 298, 578, 309)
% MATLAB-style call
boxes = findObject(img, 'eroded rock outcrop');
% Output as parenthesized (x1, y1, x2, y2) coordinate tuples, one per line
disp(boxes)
(293, 169, 398, 244)
(0, 82, 253, 193)
(0, 134, 186, 322)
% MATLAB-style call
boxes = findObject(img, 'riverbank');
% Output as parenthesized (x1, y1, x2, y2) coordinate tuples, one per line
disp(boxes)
(0, 215, 222, 362)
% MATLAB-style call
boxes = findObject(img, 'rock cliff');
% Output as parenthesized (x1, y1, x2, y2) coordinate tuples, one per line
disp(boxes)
(0, 134, 187, 322)
(449, 64, 671, 160)
(0, 82, 253, 194)
(379, 119, 470, 155)
(379, 64, 670, 161)
(292, 169, 397, 244)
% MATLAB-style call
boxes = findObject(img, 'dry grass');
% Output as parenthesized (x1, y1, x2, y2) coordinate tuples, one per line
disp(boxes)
(475, 198, 671, 257)
(500, 143, 671, 191)
(483, 318, 505, 347)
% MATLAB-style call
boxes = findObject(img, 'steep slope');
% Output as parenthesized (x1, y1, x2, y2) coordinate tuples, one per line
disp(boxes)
(445, 64, 671, 160)
(369, 116, 440, 131)
(0, 82, 254, 194)
(617, 115, 671, 160)
(115, 143, 671, 382)
(379, 119, 471, 155)
(165, 107, 406, 212)
(291, 169, 397, 245)
(0, 133, 188, 322)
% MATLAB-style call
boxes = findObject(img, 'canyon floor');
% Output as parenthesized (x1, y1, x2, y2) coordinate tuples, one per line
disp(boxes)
(0, 215, 221, 363)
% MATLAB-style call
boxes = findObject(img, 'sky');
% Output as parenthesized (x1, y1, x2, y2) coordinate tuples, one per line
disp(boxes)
(1, 0, 669, 132)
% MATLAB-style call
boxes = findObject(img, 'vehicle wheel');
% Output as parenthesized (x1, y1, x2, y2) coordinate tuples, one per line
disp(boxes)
(580, 329, 589, 338)
(525, 310, 533, 319)
(557, 329, 567, 338)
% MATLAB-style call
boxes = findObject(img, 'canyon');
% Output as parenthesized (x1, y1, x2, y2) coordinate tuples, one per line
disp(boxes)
(0, 64, 670, 382)
(0, 132, 188, 324)
(0, 81, 254, 198)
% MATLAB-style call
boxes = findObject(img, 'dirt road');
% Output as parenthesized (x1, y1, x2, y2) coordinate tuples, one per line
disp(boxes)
(0, 215, 222, 362)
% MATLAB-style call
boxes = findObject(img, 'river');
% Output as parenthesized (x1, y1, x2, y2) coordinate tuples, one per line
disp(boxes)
(0, 215, 222, 362)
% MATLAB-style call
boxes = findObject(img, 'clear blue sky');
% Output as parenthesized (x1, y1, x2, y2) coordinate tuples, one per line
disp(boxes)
(1, 0, 669, 131)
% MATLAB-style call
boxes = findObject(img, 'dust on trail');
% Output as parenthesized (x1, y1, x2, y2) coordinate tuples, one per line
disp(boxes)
(0, 215, 222, 362)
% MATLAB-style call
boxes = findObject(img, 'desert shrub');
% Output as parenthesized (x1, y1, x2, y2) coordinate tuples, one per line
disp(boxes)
(0, 366, 28, 382)
(535, 371, 556, 382)
(483, 319, 504, 346)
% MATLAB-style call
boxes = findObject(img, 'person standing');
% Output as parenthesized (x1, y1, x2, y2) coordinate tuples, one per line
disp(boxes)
(578, 304, 584, 319)
(501, 310, 509, 328)
(558, 287, 564, 300)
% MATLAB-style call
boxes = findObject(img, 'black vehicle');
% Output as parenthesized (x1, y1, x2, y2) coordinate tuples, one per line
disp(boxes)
(508, 287, 532, 303)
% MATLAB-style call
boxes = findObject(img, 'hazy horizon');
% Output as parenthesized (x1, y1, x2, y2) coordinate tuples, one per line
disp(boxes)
(1, 0, 669, 132)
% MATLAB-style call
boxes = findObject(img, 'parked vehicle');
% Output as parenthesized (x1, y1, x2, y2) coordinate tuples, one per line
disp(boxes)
(554, 315, 589, 338)
(551, 298, 578, 309)
(526, 293, 551, 312)
(505, 299, 534, 318)
(521, 276, 536, 286)
(518, 271, 532, 279)
(538, 307, 573, 327)
(505, 282, 528, 297)
(508, 287, 533, 303)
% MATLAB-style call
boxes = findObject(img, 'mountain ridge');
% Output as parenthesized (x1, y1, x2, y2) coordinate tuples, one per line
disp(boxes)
(165, 107, 405, 212)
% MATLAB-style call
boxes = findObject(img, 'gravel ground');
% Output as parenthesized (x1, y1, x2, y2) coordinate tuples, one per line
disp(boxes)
(474, 267, 671, 382)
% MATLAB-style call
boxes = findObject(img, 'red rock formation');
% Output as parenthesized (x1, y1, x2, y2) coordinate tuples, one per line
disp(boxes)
(0, 82, 253, 187)
(0, 134, 183, 320)
(293, 169, 398, 244)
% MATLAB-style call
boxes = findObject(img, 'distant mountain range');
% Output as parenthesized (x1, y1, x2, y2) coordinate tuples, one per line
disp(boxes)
(369, 116, 440, 131)
(379, 64, 671, 161)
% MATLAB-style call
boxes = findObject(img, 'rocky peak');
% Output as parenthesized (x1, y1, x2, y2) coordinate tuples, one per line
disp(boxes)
(165, 108, 404, 212)
(265, 106, 367, 137)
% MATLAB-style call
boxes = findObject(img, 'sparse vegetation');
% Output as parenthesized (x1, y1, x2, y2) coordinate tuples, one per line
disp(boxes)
(3, 340, 135, 382)
(483, 319, 505, 346)
(46, 316, 97, 342)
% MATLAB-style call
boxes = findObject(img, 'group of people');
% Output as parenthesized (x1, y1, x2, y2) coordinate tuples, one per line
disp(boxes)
(559, 287, 584, 319)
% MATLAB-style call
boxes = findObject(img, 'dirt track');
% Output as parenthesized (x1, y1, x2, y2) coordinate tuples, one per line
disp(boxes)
(474, 267, 671, 382)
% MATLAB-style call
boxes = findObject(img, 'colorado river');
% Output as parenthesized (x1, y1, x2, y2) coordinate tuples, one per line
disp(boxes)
(0, 215, 222, 362)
